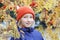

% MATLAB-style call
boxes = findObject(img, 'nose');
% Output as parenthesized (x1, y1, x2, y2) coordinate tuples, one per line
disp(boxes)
(27, 18, 31, 22)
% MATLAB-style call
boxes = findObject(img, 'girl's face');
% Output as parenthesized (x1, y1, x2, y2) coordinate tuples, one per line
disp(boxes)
(20, 14, 34, 28)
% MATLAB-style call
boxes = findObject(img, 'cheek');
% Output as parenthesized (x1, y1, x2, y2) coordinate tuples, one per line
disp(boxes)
(30, 19, 34, 22)
(21, 18, 26, 22)
(29, 19, 35, 24)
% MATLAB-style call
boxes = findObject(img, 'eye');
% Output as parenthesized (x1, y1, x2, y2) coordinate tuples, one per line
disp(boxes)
(30, 16, 33, 18)
(23, 16, 27, 18)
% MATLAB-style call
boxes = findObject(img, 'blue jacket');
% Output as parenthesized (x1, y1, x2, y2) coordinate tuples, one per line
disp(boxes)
(10, 27, 44, 40)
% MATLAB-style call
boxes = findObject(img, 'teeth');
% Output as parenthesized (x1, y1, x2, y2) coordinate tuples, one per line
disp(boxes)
(26, 23, 31, 24)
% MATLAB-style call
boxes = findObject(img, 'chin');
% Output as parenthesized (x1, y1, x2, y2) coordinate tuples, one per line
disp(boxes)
(23, 24, 32, 28)
(25, 26, 31, 28)
(25, 25, 31, 28)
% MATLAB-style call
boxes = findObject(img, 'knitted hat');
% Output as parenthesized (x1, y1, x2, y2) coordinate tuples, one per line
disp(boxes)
(16, 6, 35, 21)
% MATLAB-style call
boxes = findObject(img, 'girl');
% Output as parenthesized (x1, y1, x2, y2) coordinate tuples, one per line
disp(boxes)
(10, 6, 44, 40)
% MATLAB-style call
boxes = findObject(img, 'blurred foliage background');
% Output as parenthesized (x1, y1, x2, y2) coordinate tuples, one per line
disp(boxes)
(0, 0, 60, 40)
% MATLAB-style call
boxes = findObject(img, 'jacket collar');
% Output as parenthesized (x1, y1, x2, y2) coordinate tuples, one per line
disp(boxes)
(17, 27, 34, 33)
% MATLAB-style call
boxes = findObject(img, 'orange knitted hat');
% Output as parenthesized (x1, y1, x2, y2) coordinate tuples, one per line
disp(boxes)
(16, 6, 35, 21)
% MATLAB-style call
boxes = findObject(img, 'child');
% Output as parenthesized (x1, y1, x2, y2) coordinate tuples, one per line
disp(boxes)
(10, 6, 44, 40)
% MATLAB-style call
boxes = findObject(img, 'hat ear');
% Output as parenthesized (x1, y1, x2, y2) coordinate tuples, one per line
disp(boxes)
(16, 7, 20, 14)
(16, 6, 20, 10)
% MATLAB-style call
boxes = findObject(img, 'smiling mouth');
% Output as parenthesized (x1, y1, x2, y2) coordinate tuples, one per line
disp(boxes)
(26, 23, 31, 25)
